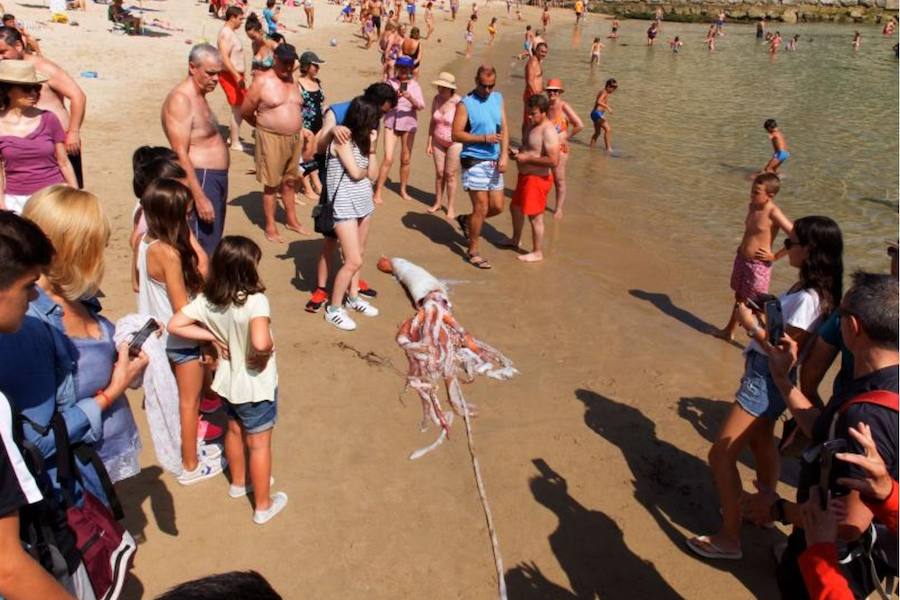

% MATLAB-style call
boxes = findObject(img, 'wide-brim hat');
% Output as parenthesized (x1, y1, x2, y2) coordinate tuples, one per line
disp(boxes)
(431, 71, 456, 89)
(544, 78, 564, 91)
(0, 60, 48, 85)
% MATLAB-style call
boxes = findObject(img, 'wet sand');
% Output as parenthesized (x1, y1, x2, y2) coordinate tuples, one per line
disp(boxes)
(11, 0, 817, 597)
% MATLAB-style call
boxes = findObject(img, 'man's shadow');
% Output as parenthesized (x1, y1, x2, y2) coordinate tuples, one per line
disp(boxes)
(401, 211, 468, 260)
(230, 191, 266, 230)
(505, 458, 682, 599)
(277, 238, 329, 293)
(628, 289, 718, 336)
(575, 389, 782, 598)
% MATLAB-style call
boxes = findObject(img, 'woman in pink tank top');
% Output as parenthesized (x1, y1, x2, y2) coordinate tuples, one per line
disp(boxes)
(425, 72, 461, 220)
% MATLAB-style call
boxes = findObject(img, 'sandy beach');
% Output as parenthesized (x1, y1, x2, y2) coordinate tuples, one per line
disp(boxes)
(4, 1, 841, 597)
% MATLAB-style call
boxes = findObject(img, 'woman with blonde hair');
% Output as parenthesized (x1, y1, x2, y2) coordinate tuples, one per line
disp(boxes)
(425, 72, 461, 220)
(0, 186, 149, 510)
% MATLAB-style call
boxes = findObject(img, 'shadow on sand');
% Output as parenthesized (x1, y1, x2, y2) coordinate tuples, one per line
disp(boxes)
(573, 389, 782, 598)
(505, 458, 682, 599)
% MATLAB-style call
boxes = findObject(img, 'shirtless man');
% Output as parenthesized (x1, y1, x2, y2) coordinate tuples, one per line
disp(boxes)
(508, 94, 559, 262)
(523, 42, 547, 137)
(218, 6, 246, 151)
(370, 0, 384, 34)
(2, 14, 40, 55)
(161, 44, 230, 256)
(0, 26, 86, 188)
(241, 43, 308, 242)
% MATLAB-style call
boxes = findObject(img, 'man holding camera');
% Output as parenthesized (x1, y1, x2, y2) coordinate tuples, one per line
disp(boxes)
(744, 272, 898, 599)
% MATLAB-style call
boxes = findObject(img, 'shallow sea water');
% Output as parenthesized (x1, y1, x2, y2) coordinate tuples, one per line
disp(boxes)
(486, 18, 898, 272)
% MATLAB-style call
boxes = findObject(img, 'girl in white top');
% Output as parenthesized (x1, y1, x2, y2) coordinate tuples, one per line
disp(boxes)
(169, 236, 287, 524)
(137, 178, 218, 486)
(688, 216, 844, 560)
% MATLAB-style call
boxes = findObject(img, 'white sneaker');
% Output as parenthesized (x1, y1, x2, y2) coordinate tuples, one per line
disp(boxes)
(177, 456, 225, 486)
(324, 306, 356, 331)
(344, 296, 379, 317)
(228, 476, 275, 499)
(198, 443, 222, 461)
(253, 491, 289, 524)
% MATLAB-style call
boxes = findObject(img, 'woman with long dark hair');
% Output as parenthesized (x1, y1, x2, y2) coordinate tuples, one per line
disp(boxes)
(323, 98, 381, 331)
(688, 215, 843, 560)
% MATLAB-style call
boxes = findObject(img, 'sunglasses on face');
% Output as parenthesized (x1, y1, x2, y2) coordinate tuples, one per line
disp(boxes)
(547, 89, 561, 94)
(783, 238, 802, 250)
(15, 84, 41, 93)
(477, 82, 495, 90)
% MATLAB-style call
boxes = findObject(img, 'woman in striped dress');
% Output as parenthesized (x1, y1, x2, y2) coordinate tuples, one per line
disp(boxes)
(323, 98, 382, 331)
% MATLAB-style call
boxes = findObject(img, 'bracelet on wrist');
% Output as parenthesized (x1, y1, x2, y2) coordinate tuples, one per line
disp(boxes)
(746, 324, 762, 338)
(95, 389, 111, 407)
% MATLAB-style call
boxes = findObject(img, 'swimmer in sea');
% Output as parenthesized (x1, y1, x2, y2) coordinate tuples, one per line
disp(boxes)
(714, 10, 725, 36)
(589, 37, 604, 65)
(852, 30, 861, 50)
(762, 118, 789, 174)
(589, 78, 616, 151)
(787, 34, 799, 51)
(768, 30, 781, 54)
(670, 36, 683, 53)
(646, 21, 659, 46)
(705, 24, 716, 50)
(541, 4, 550, 30)
(608, 18, 619, 39)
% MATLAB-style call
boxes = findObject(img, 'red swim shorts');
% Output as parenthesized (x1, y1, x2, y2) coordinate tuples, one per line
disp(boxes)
(511, 173, 553, 217)
(219, 70, 245, 107)
(729, 252, 772, 301)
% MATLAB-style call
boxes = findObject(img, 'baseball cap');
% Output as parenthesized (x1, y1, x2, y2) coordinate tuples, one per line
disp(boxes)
(274, 43, 299, 64)
(299, 51, 325, 65)
(395, 55, 415, 69)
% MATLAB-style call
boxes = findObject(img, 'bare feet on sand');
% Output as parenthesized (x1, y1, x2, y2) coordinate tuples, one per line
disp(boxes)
(498, 240, 526, 253)
(517, 251, 544, 262)
(373, 193, 384, 205)
(428, 203, 441, 213)
(285, 223, 313, 236)
(399, 191, 415, 202)
(265, 228, 284, 243)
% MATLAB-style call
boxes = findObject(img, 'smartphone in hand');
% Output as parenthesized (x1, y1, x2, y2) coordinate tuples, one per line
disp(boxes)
(764, 298, 784, 346)
(400, 81, 408, 93)
(819, 439, 851, 508)
(128, 319, 160, 358)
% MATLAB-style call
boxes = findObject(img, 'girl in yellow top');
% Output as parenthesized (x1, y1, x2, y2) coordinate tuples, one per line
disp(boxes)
(488, 17, 497, 46)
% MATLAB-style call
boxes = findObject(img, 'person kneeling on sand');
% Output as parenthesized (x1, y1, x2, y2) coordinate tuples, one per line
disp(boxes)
(507, 94, 559, 263)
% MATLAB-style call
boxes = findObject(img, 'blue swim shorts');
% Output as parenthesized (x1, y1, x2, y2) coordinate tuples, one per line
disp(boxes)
(461, 159, 504, 191)
(225, 394, 278, 434)
(773, 149, 790, 162)
(166, 345, 201, 365)
(735, 351, 790, 419)
(590, 109, 605, 123)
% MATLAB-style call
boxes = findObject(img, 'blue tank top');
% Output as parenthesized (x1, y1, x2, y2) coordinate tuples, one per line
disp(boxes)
(460, 91, 503, 160)
(330, 101, 351, 126)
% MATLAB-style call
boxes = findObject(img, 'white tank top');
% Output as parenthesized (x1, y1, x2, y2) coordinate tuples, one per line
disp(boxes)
(137, 237, 194, 350)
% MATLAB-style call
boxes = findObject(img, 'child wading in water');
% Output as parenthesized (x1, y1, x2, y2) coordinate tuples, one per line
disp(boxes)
(762, 118, 789, 174)
(137, 178, 223, 485)
(169, 236, 288, 524)
(589, 78, 617, 151)
(716, 173, 793, 342)
(589, 37, 604, 65)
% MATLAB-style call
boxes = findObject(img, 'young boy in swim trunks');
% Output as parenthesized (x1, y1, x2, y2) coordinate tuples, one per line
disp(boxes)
(716, 172, 793, 341)
(507, 94, 559, 262)
(589, 78, 616, 151)
(516, 25, 534, 60)
(762, 118, 789, 174)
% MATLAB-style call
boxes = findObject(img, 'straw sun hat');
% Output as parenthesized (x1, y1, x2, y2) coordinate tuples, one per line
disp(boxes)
(0, 61, 48, 85)
(431, 72, 456, 90)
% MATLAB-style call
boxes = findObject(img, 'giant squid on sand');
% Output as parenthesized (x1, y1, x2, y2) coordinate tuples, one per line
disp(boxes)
(378, 256, 517, 599)
(377, 256, 517, 459)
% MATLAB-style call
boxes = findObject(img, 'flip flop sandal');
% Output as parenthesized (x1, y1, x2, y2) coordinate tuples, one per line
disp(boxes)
(467, 254, 492, 270)
(686, 536, 743, 560)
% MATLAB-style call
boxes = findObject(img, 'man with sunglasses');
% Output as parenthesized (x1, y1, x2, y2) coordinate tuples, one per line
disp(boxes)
(451, 65, 509, 270)
(0, 26, 86, 189)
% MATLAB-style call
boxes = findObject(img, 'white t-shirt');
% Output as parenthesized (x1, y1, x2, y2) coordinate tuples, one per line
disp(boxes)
(747, 287, 822, 355)
(181, 293, 278, 404)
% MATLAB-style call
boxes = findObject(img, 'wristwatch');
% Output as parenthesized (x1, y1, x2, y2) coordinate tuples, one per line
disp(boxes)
(746, 324, 762, 338)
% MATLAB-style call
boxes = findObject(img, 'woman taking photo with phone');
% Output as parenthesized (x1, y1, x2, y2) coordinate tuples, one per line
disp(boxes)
(373, 55, 424, 204)
(687, 216, 844, 561)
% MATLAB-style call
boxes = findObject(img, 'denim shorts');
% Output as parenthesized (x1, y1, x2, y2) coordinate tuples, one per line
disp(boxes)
(224, 395, 278, 434)
(735, 351, 789, 419)
(166, 345, 201, 365)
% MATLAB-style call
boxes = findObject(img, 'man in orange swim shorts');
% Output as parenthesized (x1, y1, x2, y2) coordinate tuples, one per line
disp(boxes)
(218, 6, 247, 150)
(508, 93, 559, 262)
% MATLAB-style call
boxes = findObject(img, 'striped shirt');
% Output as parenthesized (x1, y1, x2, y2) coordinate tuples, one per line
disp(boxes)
(327, 142, 375, 220)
